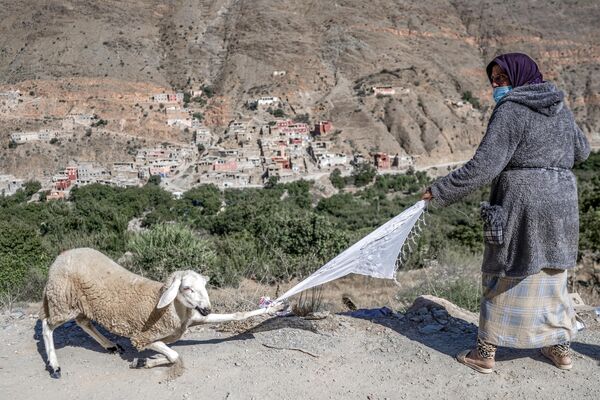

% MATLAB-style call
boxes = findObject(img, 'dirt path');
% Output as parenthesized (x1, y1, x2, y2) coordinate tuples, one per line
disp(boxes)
(1, 301, 598, 400)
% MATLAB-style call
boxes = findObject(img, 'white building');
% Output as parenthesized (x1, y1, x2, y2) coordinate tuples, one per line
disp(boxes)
(10, 129, 61, 144)
(0, 175, 24, 196)
(317, 153, 348, 168)
(257, 96, 279, 106)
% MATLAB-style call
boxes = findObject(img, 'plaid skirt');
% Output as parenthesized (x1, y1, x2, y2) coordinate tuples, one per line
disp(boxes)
(478, 268, 577, 348)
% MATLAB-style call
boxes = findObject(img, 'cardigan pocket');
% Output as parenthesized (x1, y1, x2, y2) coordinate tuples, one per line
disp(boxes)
(480, 202, 505, 245)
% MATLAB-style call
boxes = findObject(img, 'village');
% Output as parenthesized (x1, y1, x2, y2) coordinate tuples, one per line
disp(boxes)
(1, 85, 417, 199)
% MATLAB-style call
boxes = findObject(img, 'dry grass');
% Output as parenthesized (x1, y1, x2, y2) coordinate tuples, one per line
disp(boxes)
(207, 249, 483, 315)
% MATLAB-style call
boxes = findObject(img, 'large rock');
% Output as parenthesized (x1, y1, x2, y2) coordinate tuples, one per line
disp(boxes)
(407, 295, 479, 326)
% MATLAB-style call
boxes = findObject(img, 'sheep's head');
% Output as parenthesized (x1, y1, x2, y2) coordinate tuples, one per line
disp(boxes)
(157, 271, 212, 315)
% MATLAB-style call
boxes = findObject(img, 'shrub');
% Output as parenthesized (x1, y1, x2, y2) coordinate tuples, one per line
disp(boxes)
(201, 85, 214, 98)
(352, 162, 376, 187)
(0, 221, 52, 300)
(329, 168, 345, 189)
(125, 223, 217, 281)
(462, 91, 481, 109)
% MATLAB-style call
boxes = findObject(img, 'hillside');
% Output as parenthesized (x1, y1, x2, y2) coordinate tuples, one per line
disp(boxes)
(1, 0, 599, 179)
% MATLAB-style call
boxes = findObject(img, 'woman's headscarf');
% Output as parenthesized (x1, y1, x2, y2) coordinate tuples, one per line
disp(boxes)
(486, 53, 544, 87)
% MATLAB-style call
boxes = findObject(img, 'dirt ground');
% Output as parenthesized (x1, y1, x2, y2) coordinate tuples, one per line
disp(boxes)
(1, 293, 599, 400)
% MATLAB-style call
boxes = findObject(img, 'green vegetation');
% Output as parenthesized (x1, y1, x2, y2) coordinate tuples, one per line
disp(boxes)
(329, 168, 345, 190)
(1, 153, 599, 307)
(201, 85, 214, 98)
(461, 91, 481, 109)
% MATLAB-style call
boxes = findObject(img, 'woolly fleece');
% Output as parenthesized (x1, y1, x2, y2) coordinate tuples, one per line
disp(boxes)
(40, 248, 194, 350)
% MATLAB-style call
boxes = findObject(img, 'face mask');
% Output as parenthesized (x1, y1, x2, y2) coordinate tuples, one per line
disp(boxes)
(493, 86, 513, 103)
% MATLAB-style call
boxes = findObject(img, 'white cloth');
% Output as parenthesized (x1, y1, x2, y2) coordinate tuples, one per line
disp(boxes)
(275, 200, 427, 302)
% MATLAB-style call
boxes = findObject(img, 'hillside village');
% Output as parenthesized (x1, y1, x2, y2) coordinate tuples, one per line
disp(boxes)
(1, 84, 419, 199)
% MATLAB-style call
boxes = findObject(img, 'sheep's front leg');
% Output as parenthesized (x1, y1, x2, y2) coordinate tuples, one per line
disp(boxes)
(130, 341, 179, 369)
(191, 303, 285, 326)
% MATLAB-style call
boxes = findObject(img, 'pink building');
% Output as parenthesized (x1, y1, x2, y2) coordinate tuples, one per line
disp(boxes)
(373, 152, 391, 169)
(213, 159, 238, 172)
(314, 121, 333, 136)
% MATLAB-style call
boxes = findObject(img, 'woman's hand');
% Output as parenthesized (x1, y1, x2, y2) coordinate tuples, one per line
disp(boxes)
(421, 188, 433, 201)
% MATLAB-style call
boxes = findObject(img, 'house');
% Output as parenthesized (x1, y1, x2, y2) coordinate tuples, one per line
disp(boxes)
(46, 190, 66, 201)
(393, 154, 415, 168)
(213, 158, 238, 172)
(10, 130, 60, 144)
(280, 123, 310, 137)
(257, 96, 279, 106)
(153, 92, 184, 103)
(372, 86, 395, 96)
(66, 166, 78, 181)
(195, 127, 213, 146)
(317, 153, 348, 168)
(77, 163, 109, 184)
(153, 93, 168, 102)
(314, 121, 333, 136)
(0, 175, 23, 196)
(373, 152, 391, 170)
(310, 141, 330, 157)
(65, 114, 94, 127)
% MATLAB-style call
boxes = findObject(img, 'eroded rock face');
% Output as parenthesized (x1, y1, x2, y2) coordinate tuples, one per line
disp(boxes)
(1, 1, 598, 173)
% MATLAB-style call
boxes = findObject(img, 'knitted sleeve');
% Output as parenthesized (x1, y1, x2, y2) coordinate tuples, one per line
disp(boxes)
(429, 104, 524, 207)
(573, 123, 591, 164)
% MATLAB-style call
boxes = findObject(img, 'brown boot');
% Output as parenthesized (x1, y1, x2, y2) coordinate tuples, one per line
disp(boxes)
(457, 338, 496, 374)
(541, 343, 573, 370)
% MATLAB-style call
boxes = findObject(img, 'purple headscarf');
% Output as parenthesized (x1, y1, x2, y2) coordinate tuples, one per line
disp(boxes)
(486, 53, 544, 87)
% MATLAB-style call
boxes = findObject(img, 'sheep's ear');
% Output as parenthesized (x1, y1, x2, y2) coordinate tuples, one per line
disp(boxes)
(157, 276, 181, 309)
(204, 275, 210, 283)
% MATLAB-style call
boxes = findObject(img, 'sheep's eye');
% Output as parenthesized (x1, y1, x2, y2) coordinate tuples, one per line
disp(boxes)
(183, 286, 193, 292)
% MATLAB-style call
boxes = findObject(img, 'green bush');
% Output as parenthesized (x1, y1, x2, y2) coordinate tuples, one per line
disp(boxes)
(352, 162, 376, 187)
(0, 221, 52, 299)
(125, 223, 217, 281)
(330, 168, 345, 189)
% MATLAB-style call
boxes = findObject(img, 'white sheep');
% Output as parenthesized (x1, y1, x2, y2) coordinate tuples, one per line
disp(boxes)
(39, 248, 281, 379)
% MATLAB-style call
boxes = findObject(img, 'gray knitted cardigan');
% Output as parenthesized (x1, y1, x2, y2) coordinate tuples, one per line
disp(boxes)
(430, 82, 590, 277)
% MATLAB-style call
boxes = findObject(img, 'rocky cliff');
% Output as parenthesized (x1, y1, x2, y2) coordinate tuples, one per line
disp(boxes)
(1, 0, 598, 177)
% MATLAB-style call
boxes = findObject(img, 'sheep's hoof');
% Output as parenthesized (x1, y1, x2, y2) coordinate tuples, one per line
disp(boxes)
(108, 344, 125, 354)
(49, 367, 61, 379)
(130, 358, 146, 369)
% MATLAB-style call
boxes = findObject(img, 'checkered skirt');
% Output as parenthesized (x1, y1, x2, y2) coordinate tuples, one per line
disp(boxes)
(478, 269, 576, 348)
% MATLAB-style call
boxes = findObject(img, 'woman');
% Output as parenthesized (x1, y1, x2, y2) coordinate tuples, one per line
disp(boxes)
(422, 52, 590, 373)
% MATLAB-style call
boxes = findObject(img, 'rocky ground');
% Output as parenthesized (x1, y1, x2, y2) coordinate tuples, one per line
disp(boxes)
(1, 295, 598, 400)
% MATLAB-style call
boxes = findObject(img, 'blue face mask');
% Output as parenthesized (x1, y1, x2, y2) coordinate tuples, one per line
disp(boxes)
(493, 86, 513, 103)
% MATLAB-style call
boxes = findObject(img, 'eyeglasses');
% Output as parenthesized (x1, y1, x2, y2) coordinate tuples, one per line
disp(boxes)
(490, 73, 510, 85)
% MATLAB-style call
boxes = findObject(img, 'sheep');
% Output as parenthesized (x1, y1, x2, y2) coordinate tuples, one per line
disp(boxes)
(39, 248, 282, 379)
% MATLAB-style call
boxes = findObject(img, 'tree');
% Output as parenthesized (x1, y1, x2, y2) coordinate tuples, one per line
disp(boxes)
(182, 185, 222, 216)
(329, 168, 345, 189)
(0, 220, 52, 297)
(201, 85, 214, 98)
(273, 108, 285, 118)
(352, 162, 376, 187)
(147, 175, 162, 186)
